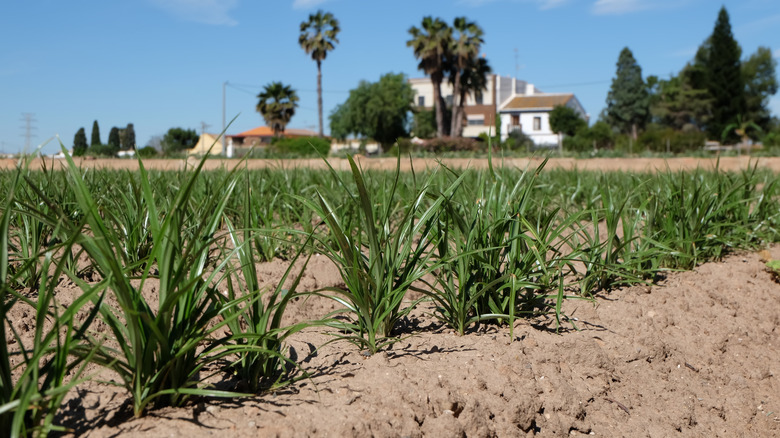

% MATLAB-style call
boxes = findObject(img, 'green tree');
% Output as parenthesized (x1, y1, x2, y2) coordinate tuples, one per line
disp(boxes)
(123, 123, 136, 150)
(742, 47, 778, 134)
(704, 6, 745, 142)
(161, 127, 199, 155)
(408, 16, 452, 138)
(90, 120, 101, 146)
(412, 108, 436, 139)
(721, 114, 762, 147)
(256, 82, 299, 138)
(549, 105, 586, 137)
(448, 17, 484, 137)
(605, 47, 650, 139)
(299, 10, 340, 138)
(73, 127, 88, 156)
(329, 72, 415, 150)
(107, 127, 121, 154)
(648, 66, 712, 131)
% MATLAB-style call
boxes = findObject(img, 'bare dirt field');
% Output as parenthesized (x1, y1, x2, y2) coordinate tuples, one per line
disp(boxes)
(13, 245, 774, 437)
(6, 155, 780, 173)
(6, 157, 780, 437)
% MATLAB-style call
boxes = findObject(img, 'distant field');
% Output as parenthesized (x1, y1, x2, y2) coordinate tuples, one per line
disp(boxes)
(4, 155, 780, 172)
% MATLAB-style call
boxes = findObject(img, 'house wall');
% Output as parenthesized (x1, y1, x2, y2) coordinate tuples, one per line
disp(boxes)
(188, 134, 224, 156)
(409, 75, 580, 146)
(500, 111, 558, 146)
(409, 75, 500, 110)
(410, 77, 500, 137)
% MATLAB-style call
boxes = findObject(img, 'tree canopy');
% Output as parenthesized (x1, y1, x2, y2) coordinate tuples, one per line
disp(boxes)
(329, 72, 415, 150)
(605, 47, 650, 139)
(107, 127, 121, 154)
(647, 66, 712, 132)
(256, 82, 299, 137)
(73, 127, 87, 156)
(643, 7, 777, 142)
(123, 123, 136, 150)
(407, 16, 452, 138)
(742, 46, 778, 133)
(549, 105, 586, 137)
(407, 16, 491, 139)
(703, 6, 745, 141)
(299, 10, 339, 137)
(161, 127, 198, 155)
(448, 17, 485, 137)
(90, 120, 101, 146)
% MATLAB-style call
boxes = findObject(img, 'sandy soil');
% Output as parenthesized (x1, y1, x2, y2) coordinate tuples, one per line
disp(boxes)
(5, 157, 780, 436)
(6, 245, 774, 437)
(5, 156, 780, 173)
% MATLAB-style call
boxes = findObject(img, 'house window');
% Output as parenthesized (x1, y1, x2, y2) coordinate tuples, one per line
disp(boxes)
(418, 96, 425, 107)
(445, 95, 453, 106)
(475, 95, 483, 105)
(467, 116, 485, 126)
(533, 117, 541, 131)
(511, 114, 520, 126)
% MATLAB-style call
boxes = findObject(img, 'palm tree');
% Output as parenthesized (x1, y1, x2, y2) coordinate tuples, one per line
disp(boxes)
(721, 114, 763, 156)
(452, 55, 491, 137)
(407, 16, 451, 138)
(256, 82, 299, 138)
(299, 10, 340, 138)
(448, 17, 484, 137)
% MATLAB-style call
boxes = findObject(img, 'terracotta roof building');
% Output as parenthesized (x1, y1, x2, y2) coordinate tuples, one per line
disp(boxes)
(409, 75, 588, 147)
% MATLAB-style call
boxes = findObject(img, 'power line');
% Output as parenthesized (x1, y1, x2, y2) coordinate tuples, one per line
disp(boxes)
(537, 79, 610, 89)
(227, 82, 348, 95)
(20, 113, 37, 152)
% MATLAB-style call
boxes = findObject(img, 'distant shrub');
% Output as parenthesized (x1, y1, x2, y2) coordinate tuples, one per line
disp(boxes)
(385, 138, 417, 156)
(763, 131, 780, 147)
(420, 137, 482, 154)
(563, 135, 592, 152)
(86, 143, 117, 157)
(137, 146, 159, 158)
(271, 136, 331, 157)
(564, 121, 615, 152)
(638, 126, 706, 153)
(506, 130, 534, 151)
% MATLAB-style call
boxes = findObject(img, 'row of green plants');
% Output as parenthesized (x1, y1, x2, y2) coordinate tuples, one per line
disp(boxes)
(2, 150, 779, 436)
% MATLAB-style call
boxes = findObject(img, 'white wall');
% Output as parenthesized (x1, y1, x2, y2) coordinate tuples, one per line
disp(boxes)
(500, 112, 558, 146)
(409, 76, 497, 108)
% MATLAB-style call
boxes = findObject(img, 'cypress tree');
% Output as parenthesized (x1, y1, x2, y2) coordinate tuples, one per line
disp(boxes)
(91, 120, 102, 146)
(73, 127, 88, 156)
(605, 47, 650, 140)
(124, 123, 136, 150)
(107, 127, 120, 154)
(704, 6, 745, 142)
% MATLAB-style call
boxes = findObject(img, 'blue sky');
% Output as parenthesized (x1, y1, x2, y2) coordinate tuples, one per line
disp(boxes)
(1, 0, 778, 154)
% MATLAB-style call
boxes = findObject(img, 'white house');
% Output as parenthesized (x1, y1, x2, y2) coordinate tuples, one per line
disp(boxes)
(409, 75, 588, 146)
(499, 84, 588, 146)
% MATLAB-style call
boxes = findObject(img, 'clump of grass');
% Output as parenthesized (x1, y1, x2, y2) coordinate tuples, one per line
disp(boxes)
(217, 168, 317, 392)
(60, 149, 250, 417)
(299, 155, 453, 354)
(766, 259, 780, 282)
(0, 161, 101, 437)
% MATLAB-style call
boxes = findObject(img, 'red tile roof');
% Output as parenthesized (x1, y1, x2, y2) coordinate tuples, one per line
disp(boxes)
(503, 94, 573, 110)
(231, 126, 319, 138)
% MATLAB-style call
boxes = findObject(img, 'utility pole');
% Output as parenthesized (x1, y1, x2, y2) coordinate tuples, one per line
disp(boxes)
(222, 81, 227, 155)
(20, 113, 36, 153)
